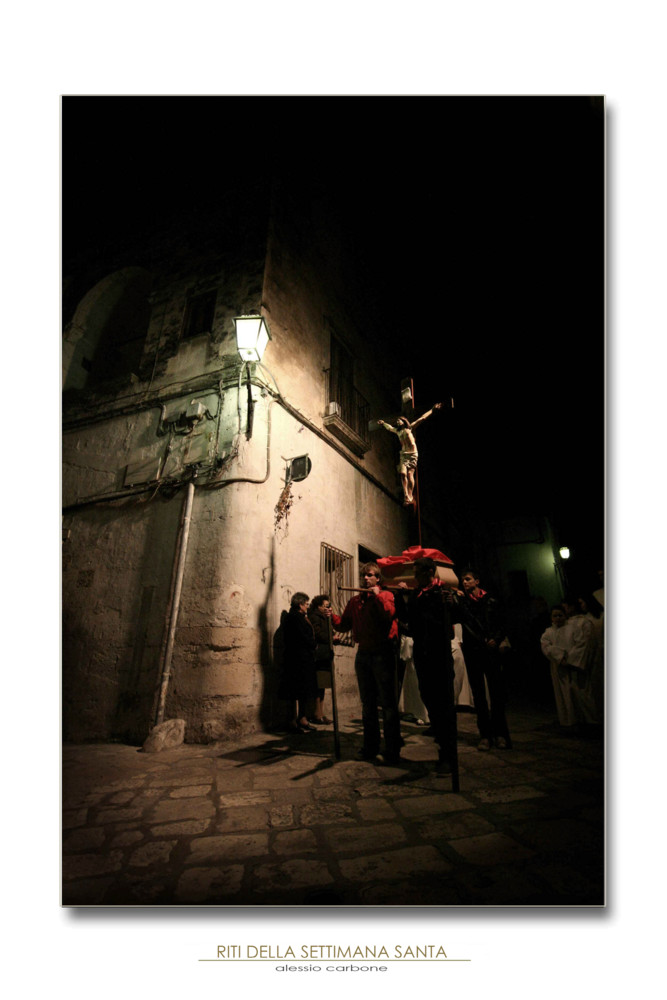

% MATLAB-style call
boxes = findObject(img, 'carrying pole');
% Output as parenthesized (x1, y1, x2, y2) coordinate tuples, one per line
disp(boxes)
(442, 590, 460, 793)
(155, 479, 195, 726)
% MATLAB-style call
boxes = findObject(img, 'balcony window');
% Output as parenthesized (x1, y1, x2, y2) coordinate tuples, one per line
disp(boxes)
(182, 289, 217, 340)
(324, 334, 370, 455)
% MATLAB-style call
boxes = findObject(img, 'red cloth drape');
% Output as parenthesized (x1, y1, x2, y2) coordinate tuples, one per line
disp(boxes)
(377, 546, 454, 574)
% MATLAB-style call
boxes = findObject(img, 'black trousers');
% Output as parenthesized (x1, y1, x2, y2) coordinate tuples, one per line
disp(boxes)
(354, 644, 401, 756)
(464, 646, 511, 744)
(413, 649, 457, 763)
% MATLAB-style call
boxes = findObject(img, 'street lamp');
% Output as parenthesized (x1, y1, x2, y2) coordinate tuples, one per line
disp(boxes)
(234, 314, 271, 362)
(559, 546, 570, 560)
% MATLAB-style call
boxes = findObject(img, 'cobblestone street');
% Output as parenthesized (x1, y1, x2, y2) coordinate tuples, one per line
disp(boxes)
(62, 704, 604, 906)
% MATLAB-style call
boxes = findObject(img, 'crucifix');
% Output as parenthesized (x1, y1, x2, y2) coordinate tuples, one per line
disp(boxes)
(375, 376, 452, 503)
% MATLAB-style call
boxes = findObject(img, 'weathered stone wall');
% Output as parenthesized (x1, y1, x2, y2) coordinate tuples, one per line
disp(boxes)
(63, 395, 408, 743)
(62, 180, 412, 744)
(62, 498, 181, 742)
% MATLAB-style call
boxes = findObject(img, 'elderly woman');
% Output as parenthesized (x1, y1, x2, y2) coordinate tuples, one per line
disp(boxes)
(279, 592, 318, 733)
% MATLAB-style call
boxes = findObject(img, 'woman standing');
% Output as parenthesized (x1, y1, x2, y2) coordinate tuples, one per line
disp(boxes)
(307, 594, 341, 725)
(279, 592, 318, 733)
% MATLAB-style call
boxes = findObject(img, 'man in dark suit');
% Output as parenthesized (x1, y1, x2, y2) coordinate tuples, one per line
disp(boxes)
(459, 568, 512, 751)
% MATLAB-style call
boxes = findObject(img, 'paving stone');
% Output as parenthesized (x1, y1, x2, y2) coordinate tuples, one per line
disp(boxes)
(251, 858, 334, 891)
(106, 790, 136, 805)
(93, 806, 144, 824)
(175, 865, 245, 902)
(130, 788, 165, 804)
(251, 771, 297, 789)
(471, 785, 546, 804)
(63, 851, 125, 880)
(269, 805, 295, 828)
(186, 833, 269, 865)
(110, 830, 145, 848)
(356, 798, 397, 821)
(284, 755, 320, 771)
(170, 784, 213, 798)
(336, 762, 381, 780)
(272, 829, 318, 854)
(482, 764, 539, 783)
(214, 770, 255, 792)
(414, 812, 496, 840)
(403, 746, 438, 762)
(63, 827, 106, 852)
(149, 771, 214, 787)
(150, 797, 216, 823)
(172, 754, 217, 767)
(270, 787, 314, 805)
(323, 822, 407, 854)
(279, 771, 316, 787)
(62, 808, 88, 830)
(314, 764, 357, 785)
(312, 784, 357, 802)
(338, 845, 451, 882)
(129, 840, 177, 868)
(466, 752, 508, 769)
(394, 794, 474, 817)
(216, 806, 270, 832)
(298, 802, 356, 826)
(216, 791, 271, 807)
(352, 781, 425, 799)
(98, 777, 147, 792)
(150, 819, 212, 837)
(447, 832, 535, 865)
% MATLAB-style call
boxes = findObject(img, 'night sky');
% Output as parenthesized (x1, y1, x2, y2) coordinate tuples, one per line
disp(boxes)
(63, 96, 604, 581)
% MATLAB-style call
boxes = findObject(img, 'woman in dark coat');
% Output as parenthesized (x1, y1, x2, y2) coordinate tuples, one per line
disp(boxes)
(307, 594, 341, 725)
(279, 592, 318, 733)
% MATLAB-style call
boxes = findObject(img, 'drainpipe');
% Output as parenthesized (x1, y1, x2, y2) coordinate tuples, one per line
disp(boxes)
(154, 477, 196, 726)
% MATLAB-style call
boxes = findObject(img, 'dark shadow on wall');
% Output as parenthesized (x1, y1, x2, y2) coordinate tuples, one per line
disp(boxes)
(257, 535, 289, 729)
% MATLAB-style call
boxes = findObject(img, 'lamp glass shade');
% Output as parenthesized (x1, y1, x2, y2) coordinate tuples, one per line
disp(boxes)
(234, 315, 271, 362)
(559, 546, 570, 560)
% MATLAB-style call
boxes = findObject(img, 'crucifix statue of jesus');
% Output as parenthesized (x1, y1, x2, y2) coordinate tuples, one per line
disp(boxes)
(377, 402, 444, 505)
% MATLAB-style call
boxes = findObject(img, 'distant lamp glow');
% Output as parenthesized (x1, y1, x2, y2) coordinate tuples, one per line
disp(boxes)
(234, 314, 271, 362)
(559, 546, 570, 560)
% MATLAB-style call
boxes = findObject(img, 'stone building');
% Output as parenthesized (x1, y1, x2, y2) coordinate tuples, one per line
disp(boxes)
(62, 176, 422, 745)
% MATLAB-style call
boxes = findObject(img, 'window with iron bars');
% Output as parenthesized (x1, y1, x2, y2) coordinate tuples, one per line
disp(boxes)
(320, 542, 356, 646)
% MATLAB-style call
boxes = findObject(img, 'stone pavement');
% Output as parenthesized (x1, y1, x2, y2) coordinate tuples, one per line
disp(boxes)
(62, 703, 604, 907)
